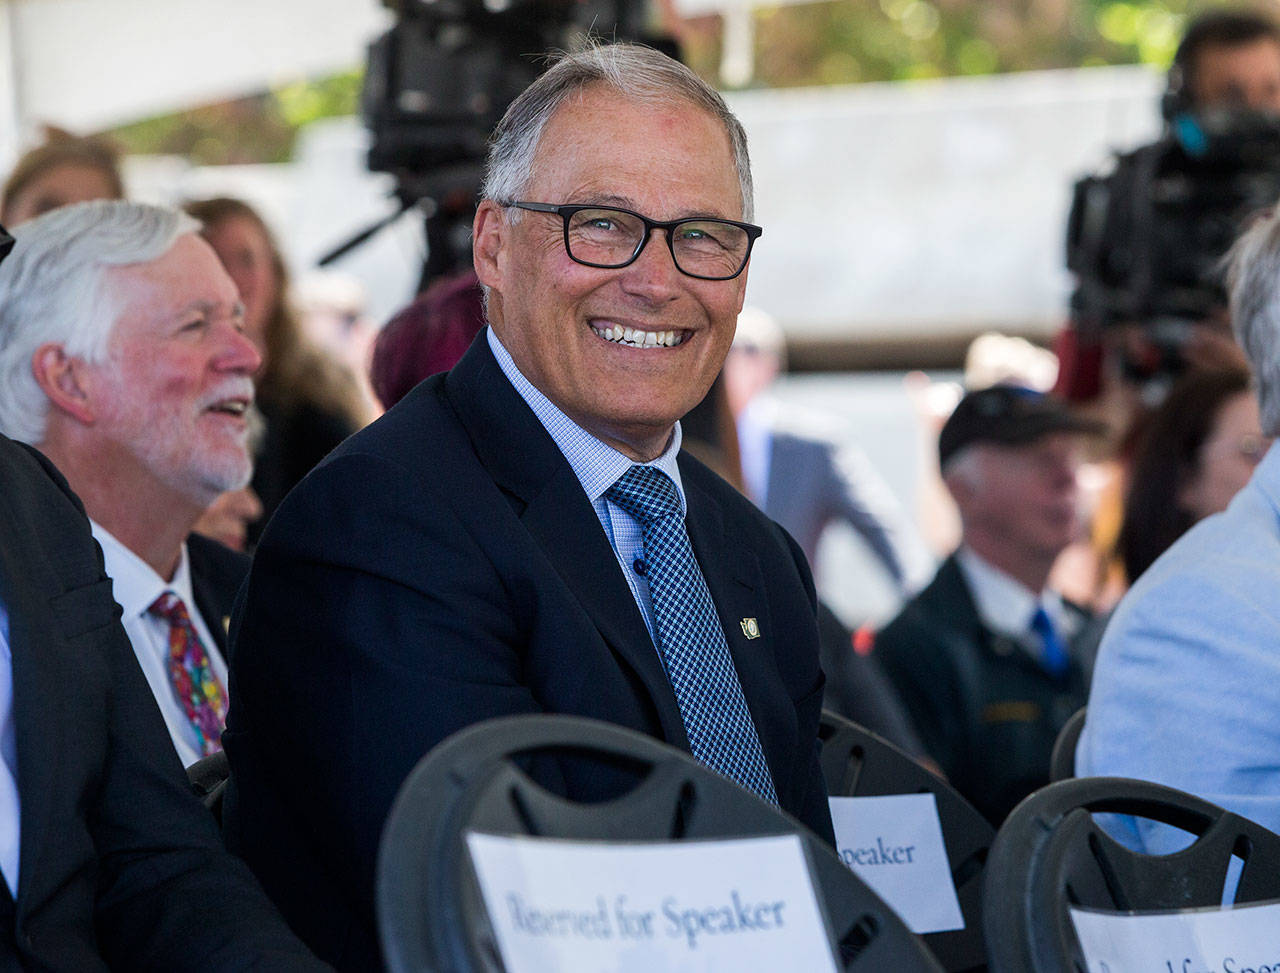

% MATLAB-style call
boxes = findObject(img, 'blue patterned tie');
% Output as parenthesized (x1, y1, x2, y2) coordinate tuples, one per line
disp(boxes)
(1030, 605, 1069, 679)
(606, 465, 778, 804)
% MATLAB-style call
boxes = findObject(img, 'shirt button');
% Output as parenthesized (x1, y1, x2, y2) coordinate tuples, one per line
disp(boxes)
(633, 558, 648, 576)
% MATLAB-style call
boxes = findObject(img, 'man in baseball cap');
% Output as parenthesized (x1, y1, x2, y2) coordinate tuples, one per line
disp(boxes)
(873, 384, 1105, 824)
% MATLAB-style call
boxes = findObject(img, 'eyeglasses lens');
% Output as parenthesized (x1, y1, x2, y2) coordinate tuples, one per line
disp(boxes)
(566, 207, 749, 279)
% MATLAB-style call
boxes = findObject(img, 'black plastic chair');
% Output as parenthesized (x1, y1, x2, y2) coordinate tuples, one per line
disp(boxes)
(819, 710, 993, 972)
(377, 714, 944, 973)
(982, 775, 1280, 973)
(1048, 707, 1086, 783)
(186, 750, 230, 824)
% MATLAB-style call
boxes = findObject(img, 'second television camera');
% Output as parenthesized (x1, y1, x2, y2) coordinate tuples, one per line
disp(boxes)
(1067, 107, 1280, 347)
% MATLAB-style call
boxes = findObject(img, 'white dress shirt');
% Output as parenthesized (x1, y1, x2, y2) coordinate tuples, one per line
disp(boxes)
(954, 545, 1080, 664)
(0, 600, 19, 897)
(90, 523, 228, 768)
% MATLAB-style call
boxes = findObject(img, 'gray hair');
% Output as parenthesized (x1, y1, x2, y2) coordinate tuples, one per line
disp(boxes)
(1228, 207, 1280, 435)
(0, 200, 199, 444)
(481, 42, 754, 222)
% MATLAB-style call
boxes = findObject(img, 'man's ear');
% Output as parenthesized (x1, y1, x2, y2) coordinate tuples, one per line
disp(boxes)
(31, 343, 97, 424)
(472, 199, 507, 291)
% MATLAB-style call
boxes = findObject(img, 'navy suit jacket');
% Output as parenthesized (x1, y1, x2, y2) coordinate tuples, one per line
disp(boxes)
(0, 436, 326, 971)
(225, 335, 834, 969)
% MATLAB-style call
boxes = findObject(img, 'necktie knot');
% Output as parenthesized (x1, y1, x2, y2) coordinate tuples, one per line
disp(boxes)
(148, 591, 190, 625)
(606, 465, 682, 525)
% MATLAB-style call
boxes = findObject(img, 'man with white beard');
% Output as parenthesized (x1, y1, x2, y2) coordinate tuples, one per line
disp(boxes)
(0, 200, 260, 766)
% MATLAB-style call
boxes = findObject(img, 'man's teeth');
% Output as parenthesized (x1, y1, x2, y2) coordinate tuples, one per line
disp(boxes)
(591, 325, 685, 348)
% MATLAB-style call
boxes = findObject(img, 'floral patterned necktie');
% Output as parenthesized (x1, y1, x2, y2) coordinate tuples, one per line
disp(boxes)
(148, 592, 227, 756)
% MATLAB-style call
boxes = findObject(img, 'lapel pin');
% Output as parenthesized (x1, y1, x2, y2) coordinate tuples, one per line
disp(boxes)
(740, 617, 760, 639)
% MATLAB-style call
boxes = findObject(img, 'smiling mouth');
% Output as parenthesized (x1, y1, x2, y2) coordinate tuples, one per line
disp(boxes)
(206, 398, 251, 418)
(590, 323, 688, 348)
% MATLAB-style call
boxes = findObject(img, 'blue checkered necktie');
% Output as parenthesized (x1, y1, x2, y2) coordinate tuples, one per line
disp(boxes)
(1030, 605, 1070, 679)
(606, 464, 778, 804)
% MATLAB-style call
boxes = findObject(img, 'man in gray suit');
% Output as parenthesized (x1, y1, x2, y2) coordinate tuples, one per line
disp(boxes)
(722, 307, 927, 594)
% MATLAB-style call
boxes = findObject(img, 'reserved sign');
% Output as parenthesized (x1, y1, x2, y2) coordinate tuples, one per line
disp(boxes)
(466, 832, 839, 972)
(1070, 899, 1280, 973)
(828, 793, 964, 934)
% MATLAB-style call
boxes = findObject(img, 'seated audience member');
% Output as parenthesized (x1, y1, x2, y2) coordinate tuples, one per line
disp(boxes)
(0, 223, 325, 970)
(0, 127, 124, 226)
(368, 268, 485, 410)
(296, 270, 382, 422)
(225, 43, 834, 968)
(722, 307, 929, 594)
(874, 385, 1105, 824)
(0, 201, 257, 767)
(1078, 211, 1280, 846)
(185, 197, 367, 538)
(1117, 366, 1265, 584)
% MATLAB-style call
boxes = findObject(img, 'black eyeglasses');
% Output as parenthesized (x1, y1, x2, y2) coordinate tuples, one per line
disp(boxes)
(504, 201, 761, 281)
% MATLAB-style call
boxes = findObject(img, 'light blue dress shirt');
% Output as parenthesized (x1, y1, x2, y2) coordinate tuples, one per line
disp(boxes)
(487, 327, 685, 643)
(1079, 442, 1280, 853)
(0, 600, 19, 897)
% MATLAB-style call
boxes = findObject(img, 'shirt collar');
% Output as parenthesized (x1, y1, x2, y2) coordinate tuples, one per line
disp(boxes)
(955, 545, 1066, 639)
(90, 521, 196, 621)
(486, 327, 686, 511)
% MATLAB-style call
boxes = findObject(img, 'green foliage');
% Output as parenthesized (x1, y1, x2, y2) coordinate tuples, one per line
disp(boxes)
(107, 70, 363, 165)
(103, 1, 1229, 161)
(686, 0, 1208, 90)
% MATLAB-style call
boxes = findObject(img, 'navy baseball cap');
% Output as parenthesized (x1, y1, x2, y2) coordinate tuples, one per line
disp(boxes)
(939, 385, 1106, 468)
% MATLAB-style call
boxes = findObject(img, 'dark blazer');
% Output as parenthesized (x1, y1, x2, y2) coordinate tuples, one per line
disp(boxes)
(872, 555, 1091, 825)
(225, 335, 834, 970)
(187, 531, 250, 662)
(0, 436, 327, 971)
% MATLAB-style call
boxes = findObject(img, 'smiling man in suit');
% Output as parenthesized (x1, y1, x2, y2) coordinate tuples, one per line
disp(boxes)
(0, 201, 258, 767)
(225, 42, 834, 969)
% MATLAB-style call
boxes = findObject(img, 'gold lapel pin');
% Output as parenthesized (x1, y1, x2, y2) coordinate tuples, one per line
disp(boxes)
(740, 617, 760, 639)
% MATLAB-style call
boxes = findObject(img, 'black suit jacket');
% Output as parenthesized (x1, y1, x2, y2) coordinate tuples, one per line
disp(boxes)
(225, 335, 834, 969)
(0, 436, 327, 971)
(187, 531, 249, 662)
(872, 555, 1091, 825)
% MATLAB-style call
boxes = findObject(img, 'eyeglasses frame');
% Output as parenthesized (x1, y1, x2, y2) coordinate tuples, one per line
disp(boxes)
(502, 201, 762, 281)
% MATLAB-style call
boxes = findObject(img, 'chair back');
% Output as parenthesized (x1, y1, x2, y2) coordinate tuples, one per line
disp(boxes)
(377, 714, 944, 973)
(983, 775, 1280, 973)
(1048, 706, 1086, 783)
(819, 710, 993, 972)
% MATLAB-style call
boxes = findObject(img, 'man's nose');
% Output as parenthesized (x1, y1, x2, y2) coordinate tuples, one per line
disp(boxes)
(618, 228, 683, 300)
(218, 323, 263, 373)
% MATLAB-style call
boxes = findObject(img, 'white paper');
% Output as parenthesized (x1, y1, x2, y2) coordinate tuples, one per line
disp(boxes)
(828, 793, 965, 934)
(1070, 899, 1280, 973)
(465, 832, 839, 973)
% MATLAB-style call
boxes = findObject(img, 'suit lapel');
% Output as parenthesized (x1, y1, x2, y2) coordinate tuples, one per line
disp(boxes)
(444, 336, 686, 745)
(187, 543, 230, 655)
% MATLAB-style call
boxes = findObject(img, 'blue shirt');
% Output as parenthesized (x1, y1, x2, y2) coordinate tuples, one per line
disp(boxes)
(0, 599, 18, 897)
(1079, 441, 1280, 852)
(487, 327, 685, 642)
